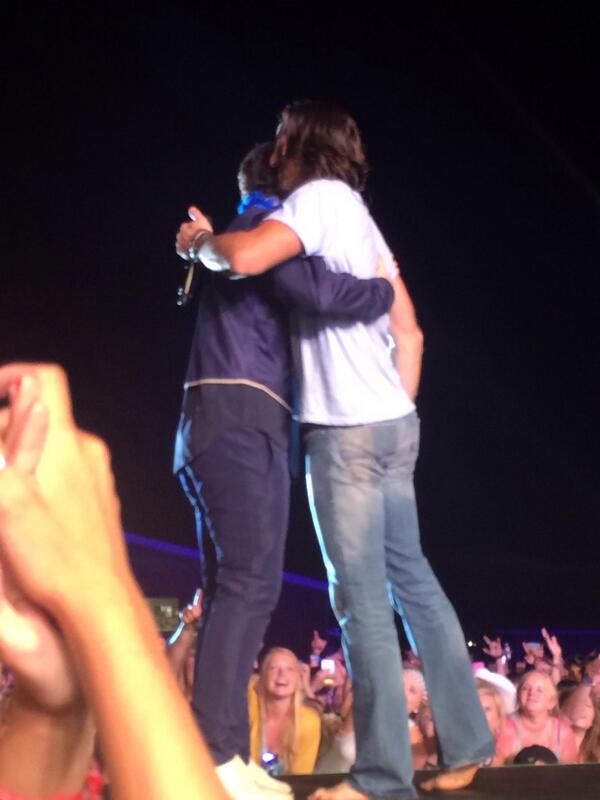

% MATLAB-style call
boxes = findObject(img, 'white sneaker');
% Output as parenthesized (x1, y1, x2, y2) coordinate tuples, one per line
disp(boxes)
(216, 755, 293, 800)
(216, 755, 265, 800)
(246, 758, 294, 796)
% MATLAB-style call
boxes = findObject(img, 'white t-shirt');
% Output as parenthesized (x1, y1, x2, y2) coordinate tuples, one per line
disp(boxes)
(267, 179, 415, 425)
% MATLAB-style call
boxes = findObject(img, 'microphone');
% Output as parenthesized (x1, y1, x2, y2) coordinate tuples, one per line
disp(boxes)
(176, 225, 212, 307)
(177, 257, 198, 307)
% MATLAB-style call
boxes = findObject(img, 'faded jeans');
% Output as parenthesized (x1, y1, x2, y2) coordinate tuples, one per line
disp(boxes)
(305, 413, 494, 799)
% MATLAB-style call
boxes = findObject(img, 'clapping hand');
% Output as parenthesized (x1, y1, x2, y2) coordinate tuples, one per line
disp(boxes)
(0, 373, 48, 475)
(0, 364, 126, 614)
(0, 368, 80, 710)
(0, 565, 80, 712)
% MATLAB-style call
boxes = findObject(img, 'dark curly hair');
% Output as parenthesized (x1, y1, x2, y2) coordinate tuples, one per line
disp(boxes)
(277, 101, 368, 192)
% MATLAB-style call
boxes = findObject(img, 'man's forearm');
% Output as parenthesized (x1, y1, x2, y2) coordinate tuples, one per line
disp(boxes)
(551, 660, 564, 685)
(387, 274, 424, 400)
(193, 232, 234, 273)
(194, 221, 303, 276)
(392, 326, 424, 401)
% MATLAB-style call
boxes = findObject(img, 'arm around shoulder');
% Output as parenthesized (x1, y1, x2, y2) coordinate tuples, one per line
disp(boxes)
(270, 257, 394, 320)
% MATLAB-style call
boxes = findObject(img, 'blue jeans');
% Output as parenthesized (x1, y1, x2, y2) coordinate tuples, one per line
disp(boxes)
(305, 414, 494, 800)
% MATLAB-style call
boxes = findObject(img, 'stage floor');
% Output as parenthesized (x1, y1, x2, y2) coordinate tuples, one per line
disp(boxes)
(284, 763, 600, 799)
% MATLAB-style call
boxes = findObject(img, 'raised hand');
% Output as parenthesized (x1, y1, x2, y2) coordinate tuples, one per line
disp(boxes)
(311, 668, 331, 693)
(0, 364, 126, 614)
(482, 635, 503, 660)
(541, 627, 562, 662)
(181, 588, 203, 627)
(0, 373, 48, 475)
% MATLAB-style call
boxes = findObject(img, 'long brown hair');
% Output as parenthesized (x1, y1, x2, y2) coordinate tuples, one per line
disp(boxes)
(277, 101, 368, 192)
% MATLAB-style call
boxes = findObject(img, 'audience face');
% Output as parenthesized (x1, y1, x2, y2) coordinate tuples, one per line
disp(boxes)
(562, 686, 595, 733)
(403, 669, 425, 715)
(478, 689, 504, 736)
(262, 649, 300, 700)
(518, 671, 557, 716)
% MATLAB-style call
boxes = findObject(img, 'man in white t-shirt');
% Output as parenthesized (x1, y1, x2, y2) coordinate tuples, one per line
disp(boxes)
(176, 102, 494, 800)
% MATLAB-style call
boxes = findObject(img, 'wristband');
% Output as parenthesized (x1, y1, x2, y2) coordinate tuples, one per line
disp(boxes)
(188, 229, 212, 261)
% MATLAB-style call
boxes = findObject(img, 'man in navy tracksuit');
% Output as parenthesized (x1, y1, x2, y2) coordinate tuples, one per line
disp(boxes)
(174, 143, 393, 799)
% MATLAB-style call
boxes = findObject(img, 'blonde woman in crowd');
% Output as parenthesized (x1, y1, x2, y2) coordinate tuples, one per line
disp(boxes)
(249, 647, 321, 775)
(496, 670, 577, 763)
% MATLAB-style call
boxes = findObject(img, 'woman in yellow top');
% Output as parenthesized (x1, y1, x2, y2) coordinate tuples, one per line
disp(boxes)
(249, 647, 321, 774)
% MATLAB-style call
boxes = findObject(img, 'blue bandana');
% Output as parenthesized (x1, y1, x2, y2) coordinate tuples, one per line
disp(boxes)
(237, 190, 282, 215)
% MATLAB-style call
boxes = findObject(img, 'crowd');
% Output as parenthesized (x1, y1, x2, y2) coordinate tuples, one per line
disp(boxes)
(166, 591, 600, 777)
(0, 364, 599, 800)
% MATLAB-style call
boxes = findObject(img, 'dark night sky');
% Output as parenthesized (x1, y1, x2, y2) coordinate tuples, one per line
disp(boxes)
(1, 3, 599, 632)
